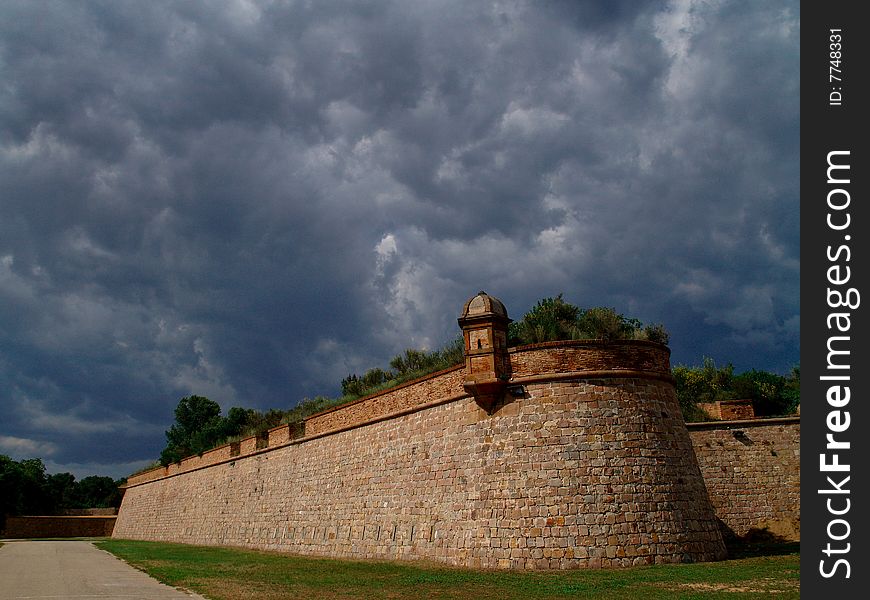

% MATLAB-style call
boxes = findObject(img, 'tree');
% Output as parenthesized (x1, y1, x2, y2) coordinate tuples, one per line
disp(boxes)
(576, 306, 637, 341)
(341, 370, 387, 398)
(390, 349, 432, 376)
(639, 322, 670, 345)
(158, 397, 289, 465)
(160, 395, 229, 465)
(239, 408, 286, 438)
(225, 406, 254, 435)
(45, 472, 77, 511)
(673, 359, 801, 421)
(733, 368, 800, 417)
(509, 295, 581, 344)
(73, 476, 124, 508)
(1, 455, 25, 522)
(0, 456, 53, 519)
(438, 337, 465, 366)
(672, 358, 735, 422)
(17, 458, 53, 514)
(784, 365, 800, 412)
(0, 456, 125, 519)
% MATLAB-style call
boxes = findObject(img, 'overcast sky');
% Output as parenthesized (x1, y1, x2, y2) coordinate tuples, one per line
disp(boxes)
(0, 0, 799, 479)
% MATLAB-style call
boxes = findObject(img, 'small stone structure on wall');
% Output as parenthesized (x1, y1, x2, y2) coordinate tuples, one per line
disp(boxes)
(114, 292, 797, 568)
(697, 399, 756, 421)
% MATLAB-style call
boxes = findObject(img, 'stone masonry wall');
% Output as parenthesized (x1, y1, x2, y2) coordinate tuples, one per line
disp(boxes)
(115, 342, 727, 569)
(305, 366, 465, 436)
(696, 399, 756, 421)
(509, 341, 671, 379)
(688, 419, 800, 540)
(2, 516, 116, 538)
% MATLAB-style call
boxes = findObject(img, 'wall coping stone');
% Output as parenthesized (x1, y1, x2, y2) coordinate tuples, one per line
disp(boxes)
(510, 369, 674, 386)
(685, 416, 800, 430)
(9, 515, 118, 519)
(508, 338, 670, 353)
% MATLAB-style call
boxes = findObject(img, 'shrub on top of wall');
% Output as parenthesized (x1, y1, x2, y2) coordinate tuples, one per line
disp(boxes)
(506, 296, 669, 345)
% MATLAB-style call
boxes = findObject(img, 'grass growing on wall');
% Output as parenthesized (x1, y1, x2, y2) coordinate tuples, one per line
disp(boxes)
(96, 539, 799, 600)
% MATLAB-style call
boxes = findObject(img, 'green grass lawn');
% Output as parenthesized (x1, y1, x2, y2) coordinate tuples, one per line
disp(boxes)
(96, 540, 799, 600)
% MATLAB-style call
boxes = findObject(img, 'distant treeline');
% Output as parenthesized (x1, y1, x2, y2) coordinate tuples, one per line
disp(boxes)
(0, 455, 123, 524)
(153, 296, 798, 466)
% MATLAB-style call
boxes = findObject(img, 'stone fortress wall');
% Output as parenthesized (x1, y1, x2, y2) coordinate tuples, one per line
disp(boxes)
(2, 515, 117, 538)
(114, 294, 799, 569)
(688, 418, 800, 540)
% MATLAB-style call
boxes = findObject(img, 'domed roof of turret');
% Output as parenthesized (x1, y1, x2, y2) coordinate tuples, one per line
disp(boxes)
(459, 291, 510, 322)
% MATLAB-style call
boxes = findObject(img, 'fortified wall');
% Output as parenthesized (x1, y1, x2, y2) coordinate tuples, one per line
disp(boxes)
(2, 515, 117, 539)
(688, 418, 800, 540)
(115, 293, 795, 569)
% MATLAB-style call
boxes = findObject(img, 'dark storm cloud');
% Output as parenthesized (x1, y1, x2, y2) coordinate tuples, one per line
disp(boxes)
(0, 0, 799, 478)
